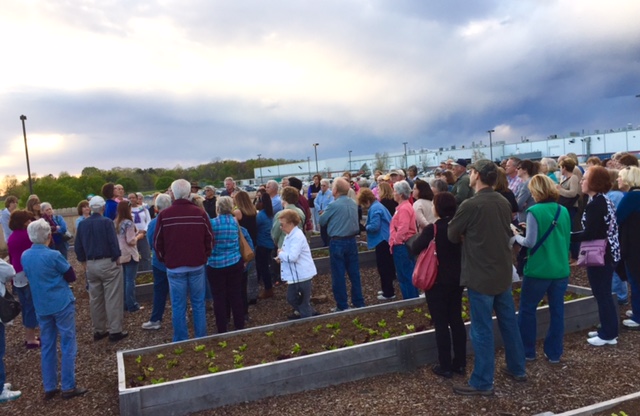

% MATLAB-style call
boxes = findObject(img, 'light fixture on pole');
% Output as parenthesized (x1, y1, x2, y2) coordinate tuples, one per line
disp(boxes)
(487, 129, 495, 161)
(312, 143, 319, 174)
(257, 154, 263, 184)
(20, 115, 33, 195)
(402, 142, 408, 168)
(348, 150, 352, 173)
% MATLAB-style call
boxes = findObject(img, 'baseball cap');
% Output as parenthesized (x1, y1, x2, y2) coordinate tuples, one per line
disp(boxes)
(468, 159, 496, 175)
(451, 158, 468, 167)
(89, 196, 106, 208)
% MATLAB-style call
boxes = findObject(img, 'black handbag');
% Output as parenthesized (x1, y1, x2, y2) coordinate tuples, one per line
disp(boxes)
(0, 290, 22, 324)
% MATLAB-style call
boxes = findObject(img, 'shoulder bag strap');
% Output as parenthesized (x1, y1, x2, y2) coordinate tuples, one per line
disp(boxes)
(529, 204, 561, 257)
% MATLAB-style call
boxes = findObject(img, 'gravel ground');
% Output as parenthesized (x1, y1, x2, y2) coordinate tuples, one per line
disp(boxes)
(2, 250, 638, 416)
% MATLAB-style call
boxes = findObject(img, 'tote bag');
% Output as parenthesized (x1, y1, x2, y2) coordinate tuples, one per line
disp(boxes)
(412, 225, 439, 291)
(238, 228, 255, 262)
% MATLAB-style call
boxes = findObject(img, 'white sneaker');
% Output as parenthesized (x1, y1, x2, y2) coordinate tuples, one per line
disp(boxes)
(622, 319, 640, 328)
(587, 336, 617, 346)
(2, 383, 11, 391)
(0, 387, 21, 403)
(330, 307, 350, 312)
(141, 321, 161, 330)
(377, 294, 396, 301)
(377, 291, 384, 296)
(626, 310, 634, 318)
(587, 331, 598, 338)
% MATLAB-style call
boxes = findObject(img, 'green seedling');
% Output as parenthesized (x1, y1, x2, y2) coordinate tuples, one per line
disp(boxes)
(326, 323, 340, 330)
(291, 343, 301, 354)
(413, 307, 422, 313)
(397, 310, 405, 319)
(151, 377, 166, 384)
(382, 331, 391, 339)
(218, 341, 228, 348)
(238, 344, 248, 352)
(173, 347, 184, 355)
(265, 331, 274, 337)
(194, 344, 205, 352)
(137, 375, 144, 381)
(166, 359, 178, 369)
(135, 355, 142, 364)
(156, 353, 165, 359)
(313, 325, 323, 333)
(377, 319, 387, 328)
(233, 354, 244, 368)
(367, 328, 379, 336)
(208, 364, 219, 373)
(405, 324, 415, 332)
(344, 339, 355, 347)
(425, 313, 432, 320)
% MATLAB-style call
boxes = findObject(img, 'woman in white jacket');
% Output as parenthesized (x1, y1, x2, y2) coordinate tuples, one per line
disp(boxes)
(276, 210, 317, 319)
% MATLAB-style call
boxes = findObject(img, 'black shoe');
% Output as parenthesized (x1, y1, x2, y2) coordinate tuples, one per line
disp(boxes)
(61, 387, 88, 400)
(501, 366, 527, 382)
(453, 384, 494, 396)
(44, 389, 60, 401)
(287, 313, 302, 320)
(93, 331, 109, 341)
(431, 364, 452, 378)
(452, 366, 466, 376)
(109, 332, 129, 342)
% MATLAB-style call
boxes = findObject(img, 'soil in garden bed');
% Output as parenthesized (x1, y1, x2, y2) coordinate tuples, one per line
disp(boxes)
(124, 284, 585, 387)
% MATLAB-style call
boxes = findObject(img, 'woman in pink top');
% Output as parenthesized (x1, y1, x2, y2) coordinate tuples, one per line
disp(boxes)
(389, 180, 419, 299)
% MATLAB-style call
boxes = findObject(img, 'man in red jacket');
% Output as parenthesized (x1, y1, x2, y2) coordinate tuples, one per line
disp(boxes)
(153, 179, 213, 342)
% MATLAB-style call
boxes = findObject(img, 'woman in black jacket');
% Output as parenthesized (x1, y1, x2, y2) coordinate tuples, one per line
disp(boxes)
(572, 166, 621, 346)
(408, 192, 465, 378)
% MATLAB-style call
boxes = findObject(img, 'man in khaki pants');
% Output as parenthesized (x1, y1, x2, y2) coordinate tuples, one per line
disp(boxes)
(74, 196, 128, 342)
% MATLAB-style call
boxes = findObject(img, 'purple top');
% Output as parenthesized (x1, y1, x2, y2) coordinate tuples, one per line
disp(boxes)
(7, 229, 32, 274)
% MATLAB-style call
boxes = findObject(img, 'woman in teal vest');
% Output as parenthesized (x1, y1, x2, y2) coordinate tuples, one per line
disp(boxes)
(513, 174, 571, 363)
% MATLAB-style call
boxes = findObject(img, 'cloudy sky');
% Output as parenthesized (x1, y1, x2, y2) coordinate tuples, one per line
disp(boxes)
(1, 0, 639, 180)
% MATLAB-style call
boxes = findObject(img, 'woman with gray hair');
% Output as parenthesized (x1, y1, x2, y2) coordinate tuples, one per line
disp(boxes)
(40, 202, 69, 258)
(389, 180, 419, 299)
(540, 157, 559, 184)
(21, 219, 87, 400)
(207, 196, 245, 333)
(141, 194, 172, 330)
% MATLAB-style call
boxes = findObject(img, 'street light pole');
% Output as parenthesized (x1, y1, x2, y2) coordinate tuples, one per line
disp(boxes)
(402, 142, 408, 168)
(348, 150, 352, 173)
(307, 156, 311, 179)
(487, 129, 495, 161)
(20, 115, 33, 195)
(257, 154, 262, 184)
(313, 143, 319, 175)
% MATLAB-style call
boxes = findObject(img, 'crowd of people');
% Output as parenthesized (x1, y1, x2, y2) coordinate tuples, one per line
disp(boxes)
(1, 150, 639, 402)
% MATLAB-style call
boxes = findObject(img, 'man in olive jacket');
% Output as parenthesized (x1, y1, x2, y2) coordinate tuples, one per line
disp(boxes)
(448, 159, 526, 396)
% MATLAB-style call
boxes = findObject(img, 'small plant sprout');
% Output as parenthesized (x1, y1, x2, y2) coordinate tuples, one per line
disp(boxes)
(326, 322, 340, 330)
(151, 378, 166, 384)
(238, 344, 248, 352)
(173, 347, 184, 355)
(166, 359, 178, 369)
(413, 307, 422, 313)
(344, 339, 355, 347)
(461, 311, 468, 319)
(206, 350, 216, 359)
(405, 324, 415, 332)
(397, 310, 405, 319)
(265, 331, 274, 337)
(208, 364, 219, 373)
(156, 353, 165, 359)
(382, 331, 391, 339)
(367, 328, 378, 336)
(313, 324, 323, 333)
(291, 343, 302, 354)
(135, 355, 142, 364)
(377, 319, 387, 328)
(136, 375, 144, 381)
(218, 341, 228, 348)
(194, 344, 205, 352)
(425, 313, 432, 320)
(352, 317, 361, 326)
(233, 354, 244, 368)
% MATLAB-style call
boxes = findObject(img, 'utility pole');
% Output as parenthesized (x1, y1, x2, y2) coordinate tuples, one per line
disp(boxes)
(313, 143, 319, 175)
(20, 115, 34, 195)
(487, 129, 495, 161)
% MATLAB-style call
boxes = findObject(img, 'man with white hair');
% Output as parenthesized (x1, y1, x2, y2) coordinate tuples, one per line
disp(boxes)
(319, 177, 365, 311)
(220, 177, 239, 197)
(75, 196, 127, 343)
(129, 193, 152, 272)
(22, 219, 88, 400)
(266, 180, 283, 214)
(153, 179, 213, 342)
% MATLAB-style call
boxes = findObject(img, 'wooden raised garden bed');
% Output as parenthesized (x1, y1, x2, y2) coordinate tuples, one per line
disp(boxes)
(118, 285, 603, 416)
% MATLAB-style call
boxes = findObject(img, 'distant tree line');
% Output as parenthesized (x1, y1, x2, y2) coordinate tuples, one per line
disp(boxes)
(2, 157, 298, 209)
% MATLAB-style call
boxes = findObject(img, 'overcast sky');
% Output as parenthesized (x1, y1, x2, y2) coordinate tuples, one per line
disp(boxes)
(1, 0, 639, 180)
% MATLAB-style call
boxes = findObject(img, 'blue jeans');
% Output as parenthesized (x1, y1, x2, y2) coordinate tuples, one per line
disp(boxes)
(38, 302, 77, 392)
(612, 271, 628, 303)
(150, 266, 169, 323)
(122, 260, 140, 312)
(0, 323, 5, 387)
(167, 267, 207, 342)
(468, 288, 525, 391)
(518, 277, 568, 361)
(625, 265, 640, 323)
(392, 244, 419, 299)
(329, 238, 365, 310)
(14, 285, 38, 329)
(588, 262, 618, 340)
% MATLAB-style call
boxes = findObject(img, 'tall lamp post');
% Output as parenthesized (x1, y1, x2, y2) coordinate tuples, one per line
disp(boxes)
(486, 129, 495, 161)
(257, 154, 263, 184)
(20, 115, 34, 195)
(348, 150, 352, 173)
(402, 142, 408, 168)
(307, 156, 311, 179)
(312, 143, 319, 175)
